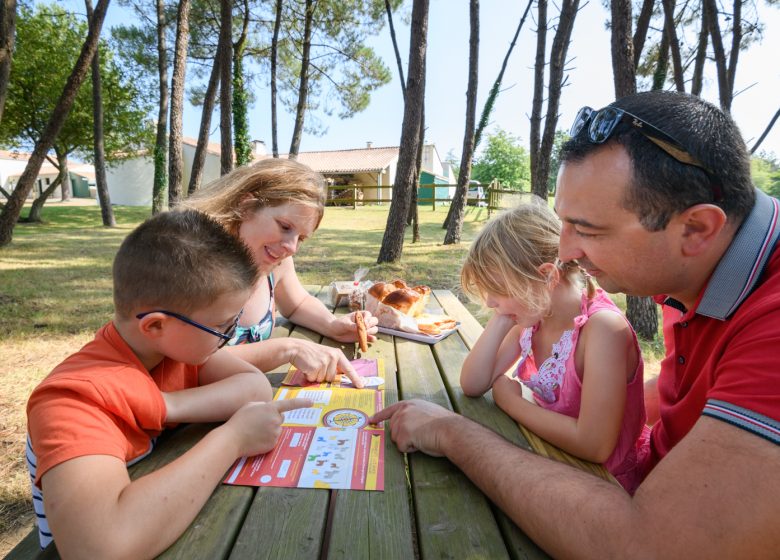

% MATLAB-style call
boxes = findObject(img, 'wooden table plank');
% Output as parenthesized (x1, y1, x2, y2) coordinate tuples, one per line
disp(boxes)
(396, 338, 511, 560)
(324, 331, 416, 560)
(432, 289, 484, 350)
(228, 488, 330, 560)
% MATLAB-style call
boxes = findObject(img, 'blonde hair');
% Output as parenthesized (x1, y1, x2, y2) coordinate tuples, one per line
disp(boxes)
(182, 158, 327, 236)
(461, 202, 594, 314)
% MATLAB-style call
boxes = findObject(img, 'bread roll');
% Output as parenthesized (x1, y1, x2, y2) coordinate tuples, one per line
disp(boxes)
(381, 288, 423, 316)
(368, 281, 397, 302)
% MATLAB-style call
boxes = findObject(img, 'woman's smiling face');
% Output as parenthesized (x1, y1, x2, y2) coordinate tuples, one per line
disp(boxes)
(237, 203, 319, 273)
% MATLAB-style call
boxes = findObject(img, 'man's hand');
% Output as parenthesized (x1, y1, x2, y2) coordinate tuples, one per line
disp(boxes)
(369, 399, 459, 457)
(223, 398, 312, 457)
(289, 338, 365, 388)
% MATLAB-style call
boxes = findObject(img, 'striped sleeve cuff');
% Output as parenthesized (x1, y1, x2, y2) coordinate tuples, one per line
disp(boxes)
(703, 399, 780, 445)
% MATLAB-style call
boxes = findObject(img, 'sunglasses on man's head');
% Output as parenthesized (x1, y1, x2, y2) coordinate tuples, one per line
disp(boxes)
(569, 106, 722, 201)
(135, 309, 243, 349)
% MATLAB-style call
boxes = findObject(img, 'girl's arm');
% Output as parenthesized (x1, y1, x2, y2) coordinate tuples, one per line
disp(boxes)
(273, 257, 378, 342)
(492, 311, 635, 463)
(460, 314, 524, 397)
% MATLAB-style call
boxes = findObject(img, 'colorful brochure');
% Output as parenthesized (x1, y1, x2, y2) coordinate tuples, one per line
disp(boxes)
(223, 359, 385, 491)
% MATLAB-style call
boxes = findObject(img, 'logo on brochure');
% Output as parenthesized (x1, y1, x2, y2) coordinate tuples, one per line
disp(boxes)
(322, 408, 368, 428)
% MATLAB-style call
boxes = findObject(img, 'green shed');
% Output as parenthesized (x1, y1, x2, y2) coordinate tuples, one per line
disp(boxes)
(418, 170, 451, 207)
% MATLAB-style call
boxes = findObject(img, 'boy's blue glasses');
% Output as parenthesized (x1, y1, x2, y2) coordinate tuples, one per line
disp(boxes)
(135, 309, 243, 349)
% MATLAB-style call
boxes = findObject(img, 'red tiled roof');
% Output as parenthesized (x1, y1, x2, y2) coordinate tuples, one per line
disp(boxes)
(284, 146, 399, 174)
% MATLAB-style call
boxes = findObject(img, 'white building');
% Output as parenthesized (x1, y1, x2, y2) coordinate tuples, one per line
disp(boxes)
(0, 150, 95, 200)
(106, 140, 449, 206)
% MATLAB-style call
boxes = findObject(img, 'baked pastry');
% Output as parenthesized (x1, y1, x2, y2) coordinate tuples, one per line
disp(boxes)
(355, 312, 368, 352)
(366, 280, 454, 336)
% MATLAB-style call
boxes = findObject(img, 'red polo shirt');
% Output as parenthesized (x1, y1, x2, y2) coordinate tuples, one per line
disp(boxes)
(649, 190, 780, 469)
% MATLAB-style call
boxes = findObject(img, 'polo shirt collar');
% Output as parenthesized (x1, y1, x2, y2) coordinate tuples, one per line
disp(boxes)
(694, 189, 780, 320)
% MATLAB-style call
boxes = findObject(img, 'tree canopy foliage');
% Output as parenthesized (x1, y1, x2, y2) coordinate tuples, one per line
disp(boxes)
(471, 128, 531, 190)
(0, 3, 153, 161)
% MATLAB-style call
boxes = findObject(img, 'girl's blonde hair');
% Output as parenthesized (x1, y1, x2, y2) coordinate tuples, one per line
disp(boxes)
(461, 202, 594, 314)
(182, 158, 327, 236)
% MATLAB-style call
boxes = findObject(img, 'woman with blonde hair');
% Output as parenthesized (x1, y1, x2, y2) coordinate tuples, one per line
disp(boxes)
(459, 202, 649, 494)
(184, 158, 377, 387)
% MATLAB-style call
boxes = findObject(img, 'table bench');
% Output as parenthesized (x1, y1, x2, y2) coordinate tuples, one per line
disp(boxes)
(7, 286, 615, 559)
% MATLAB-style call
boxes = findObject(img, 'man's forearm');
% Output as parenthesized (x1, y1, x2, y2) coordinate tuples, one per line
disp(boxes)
(438, 415, 639, 558)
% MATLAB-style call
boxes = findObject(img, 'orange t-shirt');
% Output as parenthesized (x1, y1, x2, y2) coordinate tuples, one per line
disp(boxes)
(27, 322, 200, 486)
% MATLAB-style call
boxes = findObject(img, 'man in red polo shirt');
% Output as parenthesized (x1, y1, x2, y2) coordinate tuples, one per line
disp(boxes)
(371, 91, 780, 557)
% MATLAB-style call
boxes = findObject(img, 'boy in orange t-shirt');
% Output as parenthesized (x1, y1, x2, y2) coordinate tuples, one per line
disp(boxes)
(26, 210, 311, 557)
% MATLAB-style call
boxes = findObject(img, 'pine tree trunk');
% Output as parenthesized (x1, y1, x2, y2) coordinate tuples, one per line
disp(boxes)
(691, 6, 708, 96)
(0, 0, 16, 124)
(444, 0, 479, 246)
(232, 0, 251, 167)
(384, 0, 406, 98)
(632, 0, 653, 69)
(652, 20, 670, 90)
(86, 0, 115, 227)
(27, 153, 68, 222)
(610, 0, 635, 98)
(627, 294, 658, 340)
(532, 0, 578, 199)
(188, 56, 220, 195)
(529, 0, 547, 199)
(0, 0, 109, 248)
(219, 0, 233, 173)
(152, 0, 169, 214)
(288, 0, 314, 159)
(270, 0, 282, 157)
(661, 0, 685, 92)
(168, 0, 191, 207)
(377, 0, 429, 264)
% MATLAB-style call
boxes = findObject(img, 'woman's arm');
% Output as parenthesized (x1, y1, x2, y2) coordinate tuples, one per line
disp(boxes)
(492, 311, 634, 463)
(273, 257, 378, 342)
(460, 314, 523, 397)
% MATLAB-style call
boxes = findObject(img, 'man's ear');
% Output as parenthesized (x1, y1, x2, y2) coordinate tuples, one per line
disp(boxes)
(677, 204, 728, 257)
(136, 312, 169, 340)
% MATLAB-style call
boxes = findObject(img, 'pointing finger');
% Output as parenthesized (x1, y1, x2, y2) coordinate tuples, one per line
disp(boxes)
(273, 398, 313, 413)
(338, 356, 364, 388)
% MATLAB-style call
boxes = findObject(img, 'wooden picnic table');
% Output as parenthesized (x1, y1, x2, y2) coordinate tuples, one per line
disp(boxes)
(7, 286, 573, 560)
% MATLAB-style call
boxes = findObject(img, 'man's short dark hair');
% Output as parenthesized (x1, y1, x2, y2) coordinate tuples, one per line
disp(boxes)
(560, 91, 755, 231)
(113, 210, 259, 318)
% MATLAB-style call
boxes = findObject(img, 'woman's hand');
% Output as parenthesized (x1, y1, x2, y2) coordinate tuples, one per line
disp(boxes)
(328, 310, 379, 343)
(288, 338, 365, 388)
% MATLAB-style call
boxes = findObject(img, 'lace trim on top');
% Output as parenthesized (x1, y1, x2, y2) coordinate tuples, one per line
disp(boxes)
(514, 302, 589, 404)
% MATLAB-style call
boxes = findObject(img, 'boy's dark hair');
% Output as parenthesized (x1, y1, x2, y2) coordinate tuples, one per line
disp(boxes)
(113, 210, 259, 318)
(561, 91, 755, 231)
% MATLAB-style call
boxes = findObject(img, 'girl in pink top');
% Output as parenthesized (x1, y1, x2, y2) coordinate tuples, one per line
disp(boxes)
(460, 203, 649, 494)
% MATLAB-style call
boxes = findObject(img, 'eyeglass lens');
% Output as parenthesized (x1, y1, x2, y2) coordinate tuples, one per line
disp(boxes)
(569, 107, 593, 137)
(588, 107, 623, 143)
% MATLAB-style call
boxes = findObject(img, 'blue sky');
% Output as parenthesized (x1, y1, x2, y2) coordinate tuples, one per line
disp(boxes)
(61, 0, 780, 159)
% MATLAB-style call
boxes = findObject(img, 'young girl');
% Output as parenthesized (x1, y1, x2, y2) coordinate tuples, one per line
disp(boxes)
(460, 203, 648, 494)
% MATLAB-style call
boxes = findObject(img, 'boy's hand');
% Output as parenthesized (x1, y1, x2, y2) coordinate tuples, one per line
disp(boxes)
(224, 398, 312, 457)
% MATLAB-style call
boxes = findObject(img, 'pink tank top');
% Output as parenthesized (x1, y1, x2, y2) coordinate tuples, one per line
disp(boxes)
(515, 289, 648, 494)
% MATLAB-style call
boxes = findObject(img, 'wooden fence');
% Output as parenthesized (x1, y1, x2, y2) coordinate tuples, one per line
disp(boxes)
(325, 179, 530, 215)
